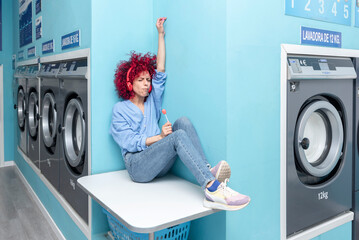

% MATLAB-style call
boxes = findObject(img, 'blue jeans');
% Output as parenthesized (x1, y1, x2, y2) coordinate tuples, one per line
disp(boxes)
(124, 117, 215, 189)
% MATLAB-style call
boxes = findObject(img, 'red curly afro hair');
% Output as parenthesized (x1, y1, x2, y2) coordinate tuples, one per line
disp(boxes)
(114, 51, 157, 100)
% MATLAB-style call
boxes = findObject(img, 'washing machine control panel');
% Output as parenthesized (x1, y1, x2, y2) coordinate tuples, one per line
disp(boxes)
(57, 59, 87, 78)
(38, 63, 61, 77)
(287, 55, 357, 80)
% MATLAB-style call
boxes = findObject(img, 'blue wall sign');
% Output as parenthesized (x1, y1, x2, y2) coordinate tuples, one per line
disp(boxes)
(42, 40, 54, 54)
(355, 0, 359, 27)
(18, 50, 24, 60)
(61, 30, 80, 50)
(301, 26, 342, 48)
(27, 46, 36, 58)
(35, 0, 41, 14)
(36, 16, 42, 40)
(19, 0, 33, 47)
(286, 0, 352, 26)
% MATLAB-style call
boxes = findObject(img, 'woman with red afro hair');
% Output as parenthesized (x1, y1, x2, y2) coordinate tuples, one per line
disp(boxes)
(110, 18, 250, 211)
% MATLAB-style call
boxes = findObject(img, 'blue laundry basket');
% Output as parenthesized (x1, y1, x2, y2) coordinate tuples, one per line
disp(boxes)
(103, 209, 190, 240)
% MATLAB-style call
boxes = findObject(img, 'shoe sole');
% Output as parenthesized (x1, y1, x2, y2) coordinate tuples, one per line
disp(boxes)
(215, 161, 231, 183)
(203, 199, 250, 211)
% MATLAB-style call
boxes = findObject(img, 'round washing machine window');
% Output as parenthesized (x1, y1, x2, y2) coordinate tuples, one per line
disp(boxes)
(17, 88, 26, 129)
(28, 91, 39, 137)
(63, 98, 85, 168)
(42, 93, 57, 148)
(295, 100, 344, 178)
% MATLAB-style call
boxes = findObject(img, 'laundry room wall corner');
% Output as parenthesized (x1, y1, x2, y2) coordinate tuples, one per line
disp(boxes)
(90, 0, 154, 237)
(0, 0, 15, 163)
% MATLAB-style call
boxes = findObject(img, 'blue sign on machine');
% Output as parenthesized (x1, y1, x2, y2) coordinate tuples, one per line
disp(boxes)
(42, 40, 54, 54)
(301, 26, 341, 48)
(27, 46, 36, 58)
(61, 30, 80, 50)
(286, 0, 352, 26)
(18, 50, 24, 60)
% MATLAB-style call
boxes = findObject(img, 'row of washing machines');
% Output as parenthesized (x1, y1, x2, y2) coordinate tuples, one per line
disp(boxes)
(13, 59, 89, 224)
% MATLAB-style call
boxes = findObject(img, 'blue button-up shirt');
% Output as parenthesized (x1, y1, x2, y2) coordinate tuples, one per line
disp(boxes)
(110, 71, 167, 157)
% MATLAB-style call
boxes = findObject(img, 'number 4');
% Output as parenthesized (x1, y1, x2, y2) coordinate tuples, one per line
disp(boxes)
(332, 2, 337, 16)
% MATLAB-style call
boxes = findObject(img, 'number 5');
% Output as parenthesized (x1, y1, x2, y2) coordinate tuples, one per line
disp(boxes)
(344, 5, 349, 19)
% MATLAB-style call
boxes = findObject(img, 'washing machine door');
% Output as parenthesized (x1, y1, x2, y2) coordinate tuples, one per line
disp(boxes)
(63, 98, 85, 168)
(295, 100, 344, 177)
(28, 91, 39, 137)
(42, 93, 57, 147)
(17, 88, 26, 129)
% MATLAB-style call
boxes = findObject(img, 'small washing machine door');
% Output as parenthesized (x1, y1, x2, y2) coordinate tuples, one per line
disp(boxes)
(28, 91, 39, 137)
(63, 98, 86, 168)
(17, 88, 26, 129)
(295, 100, 344, 177)
(42, 93, 57, 147)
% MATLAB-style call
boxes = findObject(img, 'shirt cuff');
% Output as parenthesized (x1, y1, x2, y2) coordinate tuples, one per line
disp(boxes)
(140, 134, 148, 150)
(153, 70, 167, 81)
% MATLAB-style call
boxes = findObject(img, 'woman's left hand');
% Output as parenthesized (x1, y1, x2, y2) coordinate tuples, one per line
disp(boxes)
(156, 17, 167, 35)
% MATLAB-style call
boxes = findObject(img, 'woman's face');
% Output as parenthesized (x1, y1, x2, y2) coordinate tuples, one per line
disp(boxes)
(132, 71, 151, 98)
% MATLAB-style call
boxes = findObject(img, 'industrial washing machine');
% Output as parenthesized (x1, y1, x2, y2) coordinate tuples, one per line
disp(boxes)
(58, 59, 89, 223)
(26, 64, 40, 168)
(353, 58, 359, 240)
(14, 66, 28, 155)
(286, 55, 356, 237)
(38, 63, 61, 190)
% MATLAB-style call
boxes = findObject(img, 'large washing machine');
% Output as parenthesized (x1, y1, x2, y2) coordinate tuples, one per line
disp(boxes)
(26, 64, 40, 169)
(286, 55, 356, 237)
(57, 59, 89, 224)
(14, 66, 28, 155)
(353, 58, 359, 240)
(38, 63, 61, 190)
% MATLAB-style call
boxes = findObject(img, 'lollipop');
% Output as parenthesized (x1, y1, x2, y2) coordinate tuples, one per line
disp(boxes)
(162, 109, 169, 122)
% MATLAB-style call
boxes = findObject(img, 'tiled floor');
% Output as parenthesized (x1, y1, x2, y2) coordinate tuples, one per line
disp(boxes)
(0, 166, 59, 240)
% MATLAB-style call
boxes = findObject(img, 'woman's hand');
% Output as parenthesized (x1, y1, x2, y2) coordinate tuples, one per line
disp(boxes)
(156, 17, 167, 35)
(160, 121, 172, 138)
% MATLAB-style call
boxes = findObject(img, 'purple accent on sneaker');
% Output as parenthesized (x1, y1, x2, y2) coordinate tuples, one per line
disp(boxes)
(227, 194, 250, 206)
(210, 163, 220, 176)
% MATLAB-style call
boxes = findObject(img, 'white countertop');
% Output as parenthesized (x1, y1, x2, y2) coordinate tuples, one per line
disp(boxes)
(78, 170, 220, 233)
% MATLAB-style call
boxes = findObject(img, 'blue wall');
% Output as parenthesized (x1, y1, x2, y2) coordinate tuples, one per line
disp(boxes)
(226, 1, 359, 239)
(0, 0, 14, 163)
(3, 0, 359, 239)
(9, 0, 91, 239)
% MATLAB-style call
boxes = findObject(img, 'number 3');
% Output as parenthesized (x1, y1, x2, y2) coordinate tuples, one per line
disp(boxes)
(319, 0, 324, 14)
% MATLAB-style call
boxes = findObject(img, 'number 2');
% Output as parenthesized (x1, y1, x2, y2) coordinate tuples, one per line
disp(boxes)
(305, 0, 311, 11)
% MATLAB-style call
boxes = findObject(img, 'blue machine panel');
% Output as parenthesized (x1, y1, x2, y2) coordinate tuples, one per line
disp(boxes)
(286, 0, 352, 26)
(42, 40, 54, 54)
(61, 30, 80, 50)
(27, 46, 35, 58)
